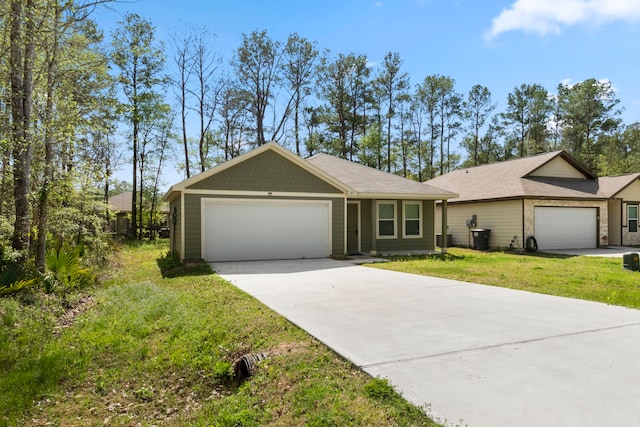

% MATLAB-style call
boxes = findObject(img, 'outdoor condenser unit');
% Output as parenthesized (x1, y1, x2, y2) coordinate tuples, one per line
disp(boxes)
(623, 252, 640, 271)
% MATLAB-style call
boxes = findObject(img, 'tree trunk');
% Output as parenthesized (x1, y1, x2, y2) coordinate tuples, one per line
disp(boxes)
(10, 0, 35, 254)
(181, 83, 190, 178)
(132, 81, 138, 239)
(294, 91, 300, 154)
(36, 4, 61, 272)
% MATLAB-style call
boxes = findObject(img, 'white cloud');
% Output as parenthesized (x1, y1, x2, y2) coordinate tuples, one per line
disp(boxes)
(485, 0, 640, 40)
(560, 77, 617, 92)
(374, 1, 383, 8)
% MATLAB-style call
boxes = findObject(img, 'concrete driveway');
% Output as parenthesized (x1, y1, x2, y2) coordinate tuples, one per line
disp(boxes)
(214, 258, 640, 427)
(543, 245, 638, 257)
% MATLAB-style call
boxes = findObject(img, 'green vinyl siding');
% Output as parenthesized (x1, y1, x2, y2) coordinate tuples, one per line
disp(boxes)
(183, 194, 202, 260)
(351, 199, 435, 253)
(359, 200, 373, 252)
(331, 198, 345, 256)
(169, 198, 182, 257)
(182, 193, 345, 260)
(368, 199, 435, 253)
(188, 150, 343, 194)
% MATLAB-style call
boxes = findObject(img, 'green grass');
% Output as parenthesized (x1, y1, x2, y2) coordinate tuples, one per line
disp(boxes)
(0, 242, 438, 427)
(370, 248, 640, 308)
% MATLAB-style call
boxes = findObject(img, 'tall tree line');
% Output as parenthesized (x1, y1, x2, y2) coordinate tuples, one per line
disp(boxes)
(0, 2, 174, 266)
(1, 0, 126, 265)
(176, 28, 633, 181)
(1, 11, 638, 264)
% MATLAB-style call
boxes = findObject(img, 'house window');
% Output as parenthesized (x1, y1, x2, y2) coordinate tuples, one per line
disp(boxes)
(376, 201, 397, 239)
(629, 205, 638, 233)
(403, 201, 423, 238)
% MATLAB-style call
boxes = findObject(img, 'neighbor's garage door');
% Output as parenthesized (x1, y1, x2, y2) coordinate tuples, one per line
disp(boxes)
(534, 207, 597, 250)
(203, 199, 331, 262)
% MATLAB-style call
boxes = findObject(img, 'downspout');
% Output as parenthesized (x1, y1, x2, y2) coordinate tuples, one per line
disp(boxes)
(343, 195, 348, 257)
(180, 192, 185, 260)
(171, 206, 177, 253)
(522, 199, 525, 245)
(371, 199, 377, 255)
(441, 199, 448, 254)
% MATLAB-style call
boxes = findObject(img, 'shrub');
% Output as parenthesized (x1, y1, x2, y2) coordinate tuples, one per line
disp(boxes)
(44, 246, 95, 294)
(0, 263, 37, 297)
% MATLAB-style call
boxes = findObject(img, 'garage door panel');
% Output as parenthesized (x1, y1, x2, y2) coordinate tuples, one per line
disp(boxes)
(203, 199, 331, 262)
(534, 207, 597, 250)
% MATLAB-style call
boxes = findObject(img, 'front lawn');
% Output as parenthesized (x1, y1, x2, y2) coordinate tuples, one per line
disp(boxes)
(369, 248, 640, 309)
(0, 242, 438, 426)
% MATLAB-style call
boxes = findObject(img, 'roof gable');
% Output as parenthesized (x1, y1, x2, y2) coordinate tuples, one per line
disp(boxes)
(163, 142, 351, 201)
(426, 150, 599, 202)
(188, 149, 344, 194)
(598, 173, 640, 199)
(528, 156, 590, 179)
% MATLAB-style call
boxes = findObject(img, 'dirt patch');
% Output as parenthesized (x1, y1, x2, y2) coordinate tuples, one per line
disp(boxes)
(267, 341, 309, 357)
(53, 296, 96, 335)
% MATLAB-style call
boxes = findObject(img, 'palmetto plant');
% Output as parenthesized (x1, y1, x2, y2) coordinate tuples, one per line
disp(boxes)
(44, 246, 88, 293)
(0, 263, 36, 296)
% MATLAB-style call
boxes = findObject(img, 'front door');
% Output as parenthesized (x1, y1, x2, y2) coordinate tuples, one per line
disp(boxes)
(347, 202, 360, 255)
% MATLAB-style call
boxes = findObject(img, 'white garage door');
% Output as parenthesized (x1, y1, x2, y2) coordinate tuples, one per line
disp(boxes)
(534, 207, 598, 250)
(203, 199, 331, 262)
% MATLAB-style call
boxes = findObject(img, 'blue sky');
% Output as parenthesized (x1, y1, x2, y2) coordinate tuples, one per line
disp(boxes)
(95, 0, 640, 184)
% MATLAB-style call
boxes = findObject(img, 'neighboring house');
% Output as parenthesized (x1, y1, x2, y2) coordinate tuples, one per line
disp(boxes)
(108, 191, 169, 237)
(162, 142, 456, 262)
(108, 192, 133, 235)
(426, 150, 640, 251)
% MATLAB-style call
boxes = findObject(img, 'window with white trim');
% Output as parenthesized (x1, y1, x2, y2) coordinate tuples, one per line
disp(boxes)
(402, 201, 422, 238)
(376, 201, 397, 239)
(629, 205, 638, 233)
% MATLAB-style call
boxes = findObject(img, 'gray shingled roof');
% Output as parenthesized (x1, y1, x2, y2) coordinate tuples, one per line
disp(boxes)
(109, 191, 170, 213)
(307, 153, 456, 199)
(598, 173, 640, 197)
(108, 192, 132, 212)
(426, 151, 640, 203)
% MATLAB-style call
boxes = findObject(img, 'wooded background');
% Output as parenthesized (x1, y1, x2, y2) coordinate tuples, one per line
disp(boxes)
(2, 0, 638, 263)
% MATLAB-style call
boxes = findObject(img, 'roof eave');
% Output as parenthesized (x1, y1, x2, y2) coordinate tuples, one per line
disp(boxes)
(353, 192, 458, 200)
(445, 193, 613, 204)
(162, 187, 180, 203)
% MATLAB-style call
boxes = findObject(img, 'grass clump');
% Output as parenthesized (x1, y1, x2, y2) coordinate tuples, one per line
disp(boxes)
(1, 241, 439, 426)
(365, 377, 398, 401)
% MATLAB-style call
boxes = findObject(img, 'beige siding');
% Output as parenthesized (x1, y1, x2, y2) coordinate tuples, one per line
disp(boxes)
(188, 150, 342, 194)
(524, 199, 608, 246)
(608, 199, 622, 245)
(436, 200, 523, 249)
(529, 157, 587, 178)
(615, 179, 640, 201)
(622, 201, 640, 245)
(616, 180, 640, 245)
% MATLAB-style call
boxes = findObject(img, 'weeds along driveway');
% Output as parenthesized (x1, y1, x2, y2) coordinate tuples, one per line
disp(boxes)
(213, 258, 640, 427)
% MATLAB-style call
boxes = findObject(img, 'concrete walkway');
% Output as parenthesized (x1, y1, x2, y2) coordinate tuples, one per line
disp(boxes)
(214, 258, 640, 427)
